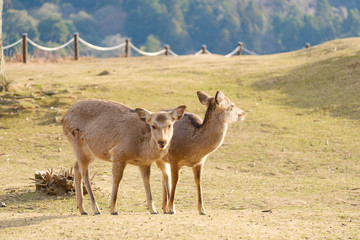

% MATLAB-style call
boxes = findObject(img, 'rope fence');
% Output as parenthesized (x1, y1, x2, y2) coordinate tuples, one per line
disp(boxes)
(3, 32, 285, 63)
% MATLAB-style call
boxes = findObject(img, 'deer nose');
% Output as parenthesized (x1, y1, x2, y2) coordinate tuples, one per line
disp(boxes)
(157, 140, 167, 148)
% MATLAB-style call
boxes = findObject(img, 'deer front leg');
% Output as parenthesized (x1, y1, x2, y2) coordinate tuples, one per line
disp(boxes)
(139, 165, 157, 214)
(193, 163, 206, 215)
(156, 160, 171, 214)
(110, 161, 126, 215)
(168, 162, 180, 214)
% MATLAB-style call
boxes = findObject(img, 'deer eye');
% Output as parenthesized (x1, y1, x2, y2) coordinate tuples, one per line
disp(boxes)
(152, 125, 157, 130)
(167, 124, 171, 129)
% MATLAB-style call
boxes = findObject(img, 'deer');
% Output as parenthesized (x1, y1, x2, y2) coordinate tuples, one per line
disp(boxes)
(61, 99, 186, 215)
(162, 91, 245, 215)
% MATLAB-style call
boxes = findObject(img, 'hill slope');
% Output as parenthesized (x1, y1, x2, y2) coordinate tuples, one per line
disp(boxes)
(0, 38, 359, 239)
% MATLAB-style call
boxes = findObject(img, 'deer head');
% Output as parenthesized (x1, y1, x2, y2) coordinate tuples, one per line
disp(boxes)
(197, 91, 245, 124)
(135, 105, 186, 149)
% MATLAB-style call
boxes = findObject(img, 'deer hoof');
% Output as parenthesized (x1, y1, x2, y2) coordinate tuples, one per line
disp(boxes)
(151, 211, 159, 215)
(200, 212, 206, 215)
(111, 212, 118, 215)
(81, 212, 88, 216)
(94, 212, 101, 215)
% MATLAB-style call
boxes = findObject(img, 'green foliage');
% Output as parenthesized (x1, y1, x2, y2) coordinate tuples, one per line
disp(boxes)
(3, 9, 39, 43)
(342, 9, 360, 36)
(272, 5, 305, 51)
(141, 34, 162, 52)
(3, 0, 360, 54)
(69, 10, 99, 43)
(38, 15, 69, 43)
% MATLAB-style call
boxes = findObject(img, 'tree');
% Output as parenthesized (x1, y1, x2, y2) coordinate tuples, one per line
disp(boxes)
(70, 10, 99, 43)
(3, 9, 39, 43)
(342, 9, 360, 37)
(38, 15, 69, 43)
(315, 0, 336, 40)
(240, 0, 267, 52)
(272, 5, 304, 52)
(0, 0, 8, 92)
(141, 34, 162, 52)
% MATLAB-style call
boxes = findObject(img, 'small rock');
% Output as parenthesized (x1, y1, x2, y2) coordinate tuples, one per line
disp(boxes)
(216, 166, 225, 170)
(262, 209, 272, 213)
(98, 70, 110, 76)
(1, 202, 6, 207)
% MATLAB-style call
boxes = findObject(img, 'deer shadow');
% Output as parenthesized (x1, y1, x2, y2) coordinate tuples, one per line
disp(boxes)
(0, 214, 76, 230)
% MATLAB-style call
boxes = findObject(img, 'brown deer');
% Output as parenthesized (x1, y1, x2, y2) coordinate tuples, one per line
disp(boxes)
(163, 91, 245, 215)
(61, 99, 186, 215)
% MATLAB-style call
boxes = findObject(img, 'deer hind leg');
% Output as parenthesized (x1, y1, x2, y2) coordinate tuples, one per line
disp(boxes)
(156, 160, 171, 213)
(73, 144, 101, 215)
(193, 163, 206, 215)
(109, 161, 126, 215)
(74, 161, 87, 215)
(81, 162, 101, 215)
(168, 162, 180, 214)
(139, 165, 157, 214)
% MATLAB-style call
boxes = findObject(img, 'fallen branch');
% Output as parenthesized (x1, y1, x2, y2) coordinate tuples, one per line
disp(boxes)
(32, 168, 97, 195)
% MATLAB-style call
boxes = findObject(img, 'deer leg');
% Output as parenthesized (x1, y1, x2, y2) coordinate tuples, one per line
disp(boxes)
(168, 162, 180, 214)
(156, 160, 171, 213)
(193, 163, 206, 215)
(74, 161, 87, 215)
(110, 161, 126, 215)
(139, 165, 157, 214)
(80, 161, 101, 215)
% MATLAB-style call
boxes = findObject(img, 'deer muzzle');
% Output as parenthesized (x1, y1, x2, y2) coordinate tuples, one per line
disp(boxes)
(157, 140, 167, 149)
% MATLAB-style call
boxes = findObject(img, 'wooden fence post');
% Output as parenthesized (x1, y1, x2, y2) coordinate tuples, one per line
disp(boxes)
(202, 45, 207, 54)
(237, 42, 243, 55)
(22, 33, 27, 63)
(164, 45, 169, 56)
(74, 33, 79, 60)
(125, 39, 130, 57)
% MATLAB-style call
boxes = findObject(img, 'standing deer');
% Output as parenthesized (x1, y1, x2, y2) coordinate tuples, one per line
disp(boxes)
(61, 99, 186, 215)
(163, 91, 245, 215)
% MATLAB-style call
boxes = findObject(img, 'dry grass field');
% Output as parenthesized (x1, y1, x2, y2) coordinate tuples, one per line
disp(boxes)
(0, 38, 360, 239)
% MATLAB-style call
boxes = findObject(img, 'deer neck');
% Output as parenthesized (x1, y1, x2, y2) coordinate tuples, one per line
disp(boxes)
(195, 110, 228, 153)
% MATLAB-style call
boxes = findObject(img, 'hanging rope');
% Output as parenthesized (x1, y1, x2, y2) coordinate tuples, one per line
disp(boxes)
(3, 38, 22, 50)
(129, 42, 165, 56)
(78, 37, 125, 51)
(194, 49, 203, 55)
(3, 34, 259, 58)
(168, 49, 178, 56)
(225, 46, 240, 57)
(242, 47, 258, 55)
(27, 38, 74, 51)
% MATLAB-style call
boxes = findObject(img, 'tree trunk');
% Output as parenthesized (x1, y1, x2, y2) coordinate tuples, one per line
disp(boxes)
(0, 0, 8, 92)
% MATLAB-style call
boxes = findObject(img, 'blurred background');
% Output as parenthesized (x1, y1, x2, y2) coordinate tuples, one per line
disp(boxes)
(3, 0, 360, 56)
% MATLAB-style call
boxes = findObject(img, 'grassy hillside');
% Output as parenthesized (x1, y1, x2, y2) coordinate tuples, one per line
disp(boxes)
(0, 38, 359, 239)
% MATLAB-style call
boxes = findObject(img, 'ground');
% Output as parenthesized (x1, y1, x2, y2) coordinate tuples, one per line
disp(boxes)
(0, 38, 359, 239)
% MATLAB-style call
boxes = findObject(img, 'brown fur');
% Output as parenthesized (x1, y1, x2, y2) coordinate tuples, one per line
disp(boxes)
(62, 99, 186, 215)
(163, 91, 245, 215)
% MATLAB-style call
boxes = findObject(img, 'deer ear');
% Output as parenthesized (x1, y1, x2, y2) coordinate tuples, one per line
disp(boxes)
(135, 108, 152, 122)
(170, 105, 186, 121)
(215, 91, 226, 105)
(197, 91, 210, 105)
